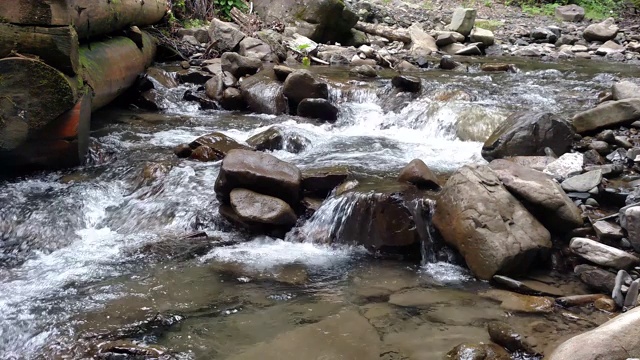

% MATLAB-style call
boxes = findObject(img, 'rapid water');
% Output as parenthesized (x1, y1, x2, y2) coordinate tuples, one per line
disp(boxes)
(0, 62, 636, 358)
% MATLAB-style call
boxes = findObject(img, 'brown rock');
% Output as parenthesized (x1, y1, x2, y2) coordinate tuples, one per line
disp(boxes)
(230, 188, 298, 227)
(594, 297, 616, 312)
(487, 321, 535, 353)
(302, 166, 350, 197)
(480, 289, 555, 313)
(186, 132, 252, 162)
(397, 159, 440, 190)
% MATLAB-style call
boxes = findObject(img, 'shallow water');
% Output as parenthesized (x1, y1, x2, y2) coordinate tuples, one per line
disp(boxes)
(1, 61, 637, 359)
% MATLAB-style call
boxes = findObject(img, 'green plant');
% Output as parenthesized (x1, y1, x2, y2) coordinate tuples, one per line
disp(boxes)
(484, 0, 493, 7)
(475, 19, 504, 31)
(183, 18, 207, 28)
(214, 0, 247, 20)
(302, 56, 311, 67)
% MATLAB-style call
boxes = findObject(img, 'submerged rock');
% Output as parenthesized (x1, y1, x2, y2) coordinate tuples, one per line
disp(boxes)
(480, 289, 555, 313)
(482, 111, 575, 161)
(487, 321, 535, 353)
(215, 149, 302, 206)
(445, 342, 510, 360)
(391, 75, 422, 93)
(433, 165, 552, 280)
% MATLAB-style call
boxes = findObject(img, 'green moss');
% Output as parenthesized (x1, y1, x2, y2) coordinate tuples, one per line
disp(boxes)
(475, 19, 504, 31)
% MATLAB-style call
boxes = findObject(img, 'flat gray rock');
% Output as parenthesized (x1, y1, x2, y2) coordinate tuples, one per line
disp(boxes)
(561, 170, 602, 192)
(570, 237, 639, 270)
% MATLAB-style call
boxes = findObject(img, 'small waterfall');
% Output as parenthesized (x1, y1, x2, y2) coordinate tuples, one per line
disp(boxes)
(287, 192, 444, 265)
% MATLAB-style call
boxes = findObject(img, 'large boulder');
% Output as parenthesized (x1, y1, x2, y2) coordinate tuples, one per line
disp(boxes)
(489, 159, 583, 233)
(447, 8, 476, 36)
(283, 70, 329, 107)
(220, 52, 263, 78)
(239, 71, 288, 115)
(555, 4, 585, 22)
(238, 37, 274, 62)
(432, 165, 552, 280)
(548, 307, 640, 360)
(572, 99, 640, 133)
(297, 98, 339, 122)
(175, 132, 252, 161)
(583, 17, 619, 42)
(215, 149, 302, 206)
(246, 126, 310, 153)
(251, 0, 358, 44)
(209, 19, 246, 52)
(482, 111, 575, 161)
(229, 188, 297, 228)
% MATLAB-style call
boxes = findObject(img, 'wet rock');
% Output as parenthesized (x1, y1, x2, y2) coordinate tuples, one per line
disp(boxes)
(173, 143, 192, 158)
(570, 237, 640, 270)
(583, 17, 619, 42)
(238, 37, 273, 61)
(246, 126, 310, 153)
(447, 8, 477, 36)
(302, 166, 350, 197)
(589, 140, 610, 154)
(239, 71, 288, 115)
(487, 321, 535, 353)
(273, 65, 294, 81)
(489, 159, 583, 233)
(183, 89, 218, 109)
(220, 87, 246, 110)
(229, 310, 380, 360)
(300, 197, 323, 217)
(593, 220, 624, 241)
(572, 99, 640, 133)
(408, 23, 438, 57)
(145, 67, 179, 88)
(556, 294, 606, 307)
(543, 153, 584, 181)
(555, 4, 585, 22)
(350, 64, 378, 78)
(575, 264, 616, 293)
(439, 55, 461, 70)
(481, 63, 515, 72)
(456, 44, 483, 56)
(221, 52, 263, 78)
(229, 188, 297, 229)
(561, 170, 602, 192)
(215, 149, 302, 206)
(480, 290, 555, 313)
(297, 98, 339, 122)
(470, 27, 495, 46)
(433, 165, 551, 280)
(398, 159, 440, 190)
(446, 342, 510, 360)
(204, 74, 223, 100)
(507, 156, 555, 171)
(282, 70, 329, 107)
(492, 275, 564, 297)
(612, 81, 640, 101)
(436, 33, 457, 47)
(177, 70, 213, 85)
(482, 111, 575, 161)
(594, 296, 616, 311)
(209, 19, 246, 52)
(391, 75, 421, 93)
(189, 145, 219, 162)
(186, 132, 252, 162)
(211, 262, 309, 285)
(441, 43, 467, 55)
(96, 340, 168, 359)
(623, 206, 640, 251)
(547, 306, 640, 360)
(613, 269, 632, 307)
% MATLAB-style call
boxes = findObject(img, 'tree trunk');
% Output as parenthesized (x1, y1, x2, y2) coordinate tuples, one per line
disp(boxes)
(80, 31, 157, 110)
(0, 0, 168, 40)
(0, 24, 80, 76)
(354, 22, 411, 43)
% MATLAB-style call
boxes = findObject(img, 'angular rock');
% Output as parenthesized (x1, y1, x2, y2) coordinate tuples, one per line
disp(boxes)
(575, 264, 617, 293)
(487, 321, 535, 353)
(593, 220, 624, 241)
(433, 165, 552, 280)
(470, 27, 495, 46)
(547, 306, 640, 360)
(583, 17, 619, 42)
(408, 23, 438, 58)
(238, 37, 273, 61)
(246, 126, 310, 154)
(480, 289, 555, 313)
(273, 65, 294, 82)
(595, 40, 624, 56)
(215, 149, 302, 206)
(543, 153, 584, 181)
(204, 74, 223, 100)
(446, 342, 510, 360)
(221, 52, 263, 78)
(350, 64, 378, 78)
(239, 71, 288, 115)
(209, 19, 246, 52)
(185, 132, 252, 162)
(623, 206, 640, 252)
(447, 8, 477, 36)
(391, 75, 421, 93)
(613, 269, 633, 307)
(555, 4, 585, 22)
(573, 99, 640, 133)
(398, 159, 440, 190)
(302, 166, 350, 197)
(436, 33, 456, 47)
(531, 27, 558, 43)
(561, 170, 602, 192)
(230, 188, 297, 227)
(297, 98, 339, 122)
(282, 70, 329, 107)
(482, 111, 575, 161)
(455, 44, 482, 56)
(220, 87, 245, 110)
(612, 81, 640, 101)
(441, 43, 466, 55)
(440, 55, 461, 70)
(570, 237, 640, 270)
(489, 159, 583, 233)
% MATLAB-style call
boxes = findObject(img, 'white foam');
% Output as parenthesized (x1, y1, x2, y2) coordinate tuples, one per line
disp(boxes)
(421, 262, 473, 284)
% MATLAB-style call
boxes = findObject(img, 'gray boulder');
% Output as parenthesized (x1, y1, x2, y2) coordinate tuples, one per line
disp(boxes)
(570, 237, 640, 270)
(470, 27, 495, 46)
(489, 160, 583, 233)
(246, 126, 310, 154)
(282, 70, 329, 106)
(433, 165, 552, 280)
(408, 23, 438, 57)
(447, 8, 476, 37)
(297, 98, 339, 122)
(555, 4, 585, 22)
(572, 99, 640, 133)
(215, 149, 302, 206)
(481, 111, 576, 161)
(561, 170, 602, 192)
(612, 81, 640, 100)
(221, 52, 263, 78)
(583, 17, 619, 42)
(230, 188, 297, 227)
(239, 71, 288, 115)
(575, 264, 616, 293)
(238, 37, 274, 61)
(209, 19, 246, 52)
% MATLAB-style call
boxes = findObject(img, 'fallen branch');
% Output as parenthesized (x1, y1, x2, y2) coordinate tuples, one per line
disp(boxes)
(286, 45, 330, 65)
(354, 21, 411, 43)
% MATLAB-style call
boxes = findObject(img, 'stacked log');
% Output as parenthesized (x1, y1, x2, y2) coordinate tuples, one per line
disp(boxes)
(0, 0, 167, 171)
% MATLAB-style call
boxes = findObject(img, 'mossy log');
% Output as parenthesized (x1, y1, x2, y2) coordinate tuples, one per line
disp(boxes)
(0, 0, 168, 40)
(0, 23, 79, 76)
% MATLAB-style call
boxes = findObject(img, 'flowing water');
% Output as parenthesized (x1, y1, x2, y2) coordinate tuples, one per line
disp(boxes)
(1, 60, 639, 359)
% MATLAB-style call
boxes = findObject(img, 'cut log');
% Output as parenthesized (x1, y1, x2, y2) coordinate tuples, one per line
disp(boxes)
(0, 23, 79, 76)
(80, 31, 157, 110)
(354, 22, 411, 43)
(0, 0, 168, 40)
